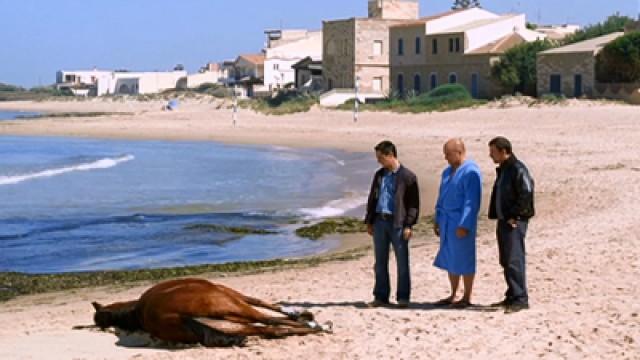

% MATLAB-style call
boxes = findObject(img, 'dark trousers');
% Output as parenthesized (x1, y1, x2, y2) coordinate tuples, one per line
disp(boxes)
(373, 218, 411, 302)
(497, 220, 529, 305)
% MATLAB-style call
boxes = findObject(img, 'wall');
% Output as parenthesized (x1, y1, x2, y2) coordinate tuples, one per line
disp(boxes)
(368, 0, 419, 20)
(323, 19, 356, 90)
(187, 72, 220, 88)
(537, 52, 595, 97)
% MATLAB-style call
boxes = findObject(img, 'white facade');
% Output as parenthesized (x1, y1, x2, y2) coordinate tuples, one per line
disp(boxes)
(56, 70, 187, 96)
(264, 31, 322, 91)
(187, 71, 221, 88)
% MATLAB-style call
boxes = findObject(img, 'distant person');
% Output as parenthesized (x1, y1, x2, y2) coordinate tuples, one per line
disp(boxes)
(433, 139, 482, 308)
(364, 140, 420, 308)
(488, 136, 535, 314)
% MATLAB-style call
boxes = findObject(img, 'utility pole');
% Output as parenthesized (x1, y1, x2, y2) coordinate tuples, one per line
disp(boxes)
(232, 84, 238, 127)
(354, 76, 360, 123)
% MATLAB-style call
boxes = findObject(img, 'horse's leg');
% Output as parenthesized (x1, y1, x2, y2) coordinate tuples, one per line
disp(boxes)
(185, 317, 324, 346)
(242, 296, 314, 322)
(216, 284, 313, 322)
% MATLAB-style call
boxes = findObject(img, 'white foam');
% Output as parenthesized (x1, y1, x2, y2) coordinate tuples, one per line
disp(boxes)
(0, 155, 134, 186)
(299, 194, 368, 219)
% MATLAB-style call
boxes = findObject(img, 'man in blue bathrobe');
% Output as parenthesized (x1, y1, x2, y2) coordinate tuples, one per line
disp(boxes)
(433, 139, 482, 308)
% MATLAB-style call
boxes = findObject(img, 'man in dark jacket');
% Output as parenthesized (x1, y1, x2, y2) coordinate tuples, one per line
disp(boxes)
(364, 140, 420, 308)
(488, 136, 535, 314)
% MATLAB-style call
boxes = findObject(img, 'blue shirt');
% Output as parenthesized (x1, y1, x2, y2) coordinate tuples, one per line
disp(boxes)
(376, 169, 397, 214)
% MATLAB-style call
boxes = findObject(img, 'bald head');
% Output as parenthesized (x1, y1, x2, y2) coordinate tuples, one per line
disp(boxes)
(443, 138, 466, 168)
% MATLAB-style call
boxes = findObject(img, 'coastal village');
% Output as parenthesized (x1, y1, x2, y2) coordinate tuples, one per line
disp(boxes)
(54, 0, 640, 105)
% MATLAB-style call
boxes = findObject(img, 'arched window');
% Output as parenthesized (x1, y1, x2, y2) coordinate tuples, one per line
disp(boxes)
(414, 74, 421, 94)
(448, 73, 458, 84)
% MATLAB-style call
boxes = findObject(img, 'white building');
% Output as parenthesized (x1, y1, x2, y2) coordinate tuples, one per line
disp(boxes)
(56, 69, 187, 96)
(263, 30, 322, 91)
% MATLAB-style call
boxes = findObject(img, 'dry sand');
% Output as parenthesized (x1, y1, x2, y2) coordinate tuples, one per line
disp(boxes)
(0, 99, 638, 359)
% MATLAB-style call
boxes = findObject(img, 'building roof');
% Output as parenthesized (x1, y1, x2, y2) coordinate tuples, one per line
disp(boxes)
(539, 32, 624, 55)
(467, 32, 527, 54)
(433, 14, 518, 34)
(237, 54, 265, 65)
(389, 9, 465, 28)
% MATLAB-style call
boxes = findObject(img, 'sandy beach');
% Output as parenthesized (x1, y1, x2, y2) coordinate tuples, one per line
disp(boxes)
(0, 99, 639, 359)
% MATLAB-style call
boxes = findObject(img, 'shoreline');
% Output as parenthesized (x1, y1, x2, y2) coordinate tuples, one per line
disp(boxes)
(0, 99, 638, 359)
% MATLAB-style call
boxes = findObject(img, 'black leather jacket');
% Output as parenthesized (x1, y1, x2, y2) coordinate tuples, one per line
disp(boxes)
(365, 165, 420, 229)
(489, 155, 535, 221)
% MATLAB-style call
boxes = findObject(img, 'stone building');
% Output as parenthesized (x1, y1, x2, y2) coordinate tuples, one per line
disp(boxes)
(322, 0, 419, 95)
(536, 32, 625, 98)
(390, 8, 546, 99)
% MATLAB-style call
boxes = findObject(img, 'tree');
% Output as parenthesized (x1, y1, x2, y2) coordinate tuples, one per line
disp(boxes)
(452, 0, 480, 9)
(491, 40, 555, 96)
(563, 14, 635, 45)
(596, 32, 640, 83)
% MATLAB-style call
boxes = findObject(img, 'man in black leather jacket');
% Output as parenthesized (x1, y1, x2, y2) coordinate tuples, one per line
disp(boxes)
(488, 136, 535, 313)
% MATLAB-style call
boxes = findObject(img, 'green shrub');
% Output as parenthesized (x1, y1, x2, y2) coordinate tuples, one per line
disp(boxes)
(492, 40, 556, 96)
(337, 84, 482, 113)
(564, 14, 635, 45)
(242, 90, 318, 115)
(596, 31, 640, 83)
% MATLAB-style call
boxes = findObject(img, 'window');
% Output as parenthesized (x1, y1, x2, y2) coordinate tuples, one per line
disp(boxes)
(471, 73, 479, 98)
(415, 37, 421, 54)
(550, 74, 562, 94)
(455, 38, 461, 52)
(373, 77, 382, 92)
(373, 40, 383, 56)
(414, 74, 421, 93)
(449, 38, 454, 53)
(430, 73, 438, 90)
(397, 74, 404, 95)
(432, 39, 438, 54)
(398, 38, 404, 55)
(448, 73, 457, 84)
(274, 64, 279, 70)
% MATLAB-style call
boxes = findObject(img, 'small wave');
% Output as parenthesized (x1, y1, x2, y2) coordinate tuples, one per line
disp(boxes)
(299, 194, 368, 219)
(0, 155, 134, 186)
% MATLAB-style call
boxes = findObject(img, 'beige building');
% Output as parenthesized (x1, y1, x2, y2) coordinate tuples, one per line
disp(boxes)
(536, 32, 625, 98)
(390, 8, 546, 99)
(322, 0, 420, 95)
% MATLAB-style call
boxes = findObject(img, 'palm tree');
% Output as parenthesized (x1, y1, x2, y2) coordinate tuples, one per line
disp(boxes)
(452, 0, 481, 9)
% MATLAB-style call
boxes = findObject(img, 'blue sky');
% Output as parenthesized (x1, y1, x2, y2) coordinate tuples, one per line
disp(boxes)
(1, 0, 638, 87)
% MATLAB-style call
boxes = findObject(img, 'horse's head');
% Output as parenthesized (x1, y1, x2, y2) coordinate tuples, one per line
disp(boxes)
(92, 300, 140, 331)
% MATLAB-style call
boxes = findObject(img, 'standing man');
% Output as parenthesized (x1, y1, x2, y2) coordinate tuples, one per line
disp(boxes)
(488, 136, 535, 314)
(365, 140, 420, 308)
(433, 139, 482, 308)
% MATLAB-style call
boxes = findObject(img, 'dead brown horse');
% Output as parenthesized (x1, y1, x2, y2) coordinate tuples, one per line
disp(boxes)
(92, 278, 331, 347)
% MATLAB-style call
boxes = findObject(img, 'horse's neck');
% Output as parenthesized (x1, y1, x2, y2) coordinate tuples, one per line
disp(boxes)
(110, 301, 142, 331)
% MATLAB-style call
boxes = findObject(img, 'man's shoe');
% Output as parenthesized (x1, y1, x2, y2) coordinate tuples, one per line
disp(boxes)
(367, 299, 389, 308)
(396, 300, 410, 309)
(490, 299, 512, 308)
(504, 303, 529, 314)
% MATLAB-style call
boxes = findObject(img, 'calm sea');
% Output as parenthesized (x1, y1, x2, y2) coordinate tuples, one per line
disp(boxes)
(0, 118, 373, 274)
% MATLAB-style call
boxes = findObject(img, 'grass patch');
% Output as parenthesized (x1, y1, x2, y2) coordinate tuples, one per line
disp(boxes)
(295, 216, 435, 240)
(0, 247, 369, 303)
(240, 91, 317, 115)
(336, 84, 485, 113)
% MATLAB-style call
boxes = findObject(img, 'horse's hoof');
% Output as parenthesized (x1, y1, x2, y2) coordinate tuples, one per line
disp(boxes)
(298, 310, 314, 322)
(321, 321, 333, 334)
